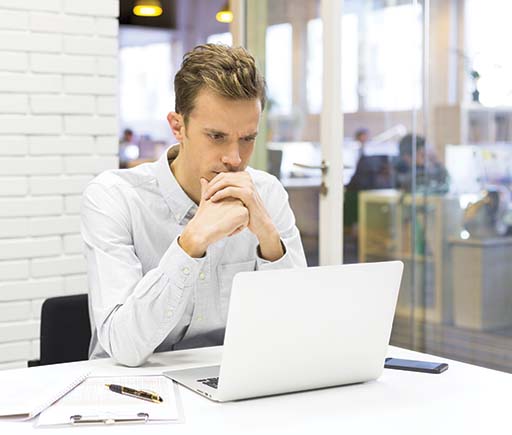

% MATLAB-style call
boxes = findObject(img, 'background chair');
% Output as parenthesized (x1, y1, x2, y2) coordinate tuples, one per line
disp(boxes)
(28, 294, 91, 367)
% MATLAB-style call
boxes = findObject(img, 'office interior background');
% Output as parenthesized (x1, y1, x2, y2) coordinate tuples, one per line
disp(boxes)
(0, 0, 511, 374)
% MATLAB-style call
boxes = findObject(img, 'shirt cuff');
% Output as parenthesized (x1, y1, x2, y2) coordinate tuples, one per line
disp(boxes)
(256, 240, 293, 270)
(159, 235, 207, 287)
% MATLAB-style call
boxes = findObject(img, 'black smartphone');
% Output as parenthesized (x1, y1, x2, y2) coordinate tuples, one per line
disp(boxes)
(384, 357, 449, 374)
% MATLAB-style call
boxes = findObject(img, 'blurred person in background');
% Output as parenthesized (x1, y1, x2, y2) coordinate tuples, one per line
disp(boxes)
(354, 127, 370, 159)
(394, 133, 449, 193)
(119, 128, 140, 168)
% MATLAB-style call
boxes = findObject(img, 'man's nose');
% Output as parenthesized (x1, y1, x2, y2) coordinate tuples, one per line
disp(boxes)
(221, 143, 242, 169)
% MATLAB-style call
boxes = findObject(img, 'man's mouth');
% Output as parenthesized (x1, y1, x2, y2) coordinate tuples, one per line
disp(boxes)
(212, 167, 241, 174)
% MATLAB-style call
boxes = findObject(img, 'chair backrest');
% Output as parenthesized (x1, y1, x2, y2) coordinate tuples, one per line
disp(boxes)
(346, 155, 394, 191)
(38, 294, 91, 366)
(267, 148, 283, 179)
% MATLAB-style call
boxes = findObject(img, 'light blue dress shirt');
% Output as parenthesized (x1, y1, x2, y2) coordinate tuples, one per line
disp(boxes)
(81, 145, 307, 366)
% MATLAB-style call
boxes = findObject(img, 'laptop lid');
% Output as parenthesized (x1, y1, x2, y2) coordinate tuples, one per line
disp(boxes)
(216, 261, 403, 401)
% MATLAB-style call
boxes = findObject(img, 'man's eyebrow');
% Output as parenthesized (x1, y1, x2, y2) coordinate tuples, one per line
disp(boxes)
(241, 132, 258, 139)
(203, 129, 258, 139)
(203, 128, 227, 135)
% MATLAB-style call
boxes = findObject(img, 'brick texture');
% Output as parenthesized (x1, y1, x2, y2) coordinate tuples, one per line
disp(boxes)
(0, 1, 119, 368)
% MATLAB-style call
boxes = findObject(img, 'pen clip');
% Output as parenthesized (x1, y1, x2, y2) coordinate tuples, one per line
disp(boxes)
(70, 413, 149, 425)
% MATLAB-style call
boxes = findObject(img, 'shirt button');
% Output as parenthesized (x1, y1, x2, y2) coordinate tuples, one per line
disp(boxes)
(182, 267, 190, 275)
(197, 315, 203, 322)
(199, 272, 205, 280)
(166, 310, 173, 318)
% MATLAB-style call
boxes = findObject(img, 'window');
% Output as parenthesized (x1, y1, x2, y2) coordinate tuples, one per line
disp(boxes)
(306, 14, 359, 114)
(119, 43, 173, 138)
(363, 4, 422, 111)
(466, 0, 512, 106)
(207, 32, 233, 46)
(265, 23, 293, 115)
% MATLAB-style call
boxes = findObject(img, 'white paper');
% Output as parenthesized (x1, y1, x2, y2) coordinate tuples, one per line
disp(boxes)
(37, 375, 181, 426)
(0, 364, 90, 420)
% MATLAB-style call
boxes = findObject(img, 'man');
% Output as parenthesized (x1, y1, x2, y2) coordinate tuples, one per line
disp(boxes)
(394, 133, 449, 192)
(81, 44, 307, 367)
(118, 128, 139, 168)
(354, 127, 369, 159)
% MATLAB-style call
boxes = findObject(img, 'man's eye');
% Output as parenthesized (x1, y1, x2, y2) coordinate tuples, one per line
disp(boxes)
(209, 134, 224, 141)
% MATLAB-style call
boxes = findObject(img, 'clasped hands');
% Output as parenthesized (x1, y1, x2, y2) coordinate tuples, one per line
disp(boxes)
(179, 172, 283, 261)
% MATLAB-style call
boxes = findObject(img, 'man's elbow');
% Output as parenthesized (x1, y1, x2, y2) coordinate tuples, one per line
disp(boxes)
(110, 346, 149, 367)
(102, 328, 151, 367)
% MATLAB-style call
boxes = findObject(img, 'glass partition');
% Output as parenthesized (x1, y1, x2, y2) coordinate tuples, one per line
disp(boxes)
(356, 0, 512, 372)
(246, 0, 323, 265)
(422, 0, 512, 372)
(247, 0, 512, 373)
(243, 0, 512, 372)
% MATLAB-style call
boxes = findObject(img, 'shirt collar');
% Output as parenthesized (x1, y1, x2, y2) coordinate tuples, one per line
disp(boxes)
(155, 144, 198, 224)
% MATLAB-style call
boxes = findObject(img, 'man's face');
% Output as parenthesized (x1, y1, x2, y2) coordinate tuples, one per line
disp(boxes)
(416, 147, 426, 166)
(357, 132, 368, 144)
(168, 89, 261, 183)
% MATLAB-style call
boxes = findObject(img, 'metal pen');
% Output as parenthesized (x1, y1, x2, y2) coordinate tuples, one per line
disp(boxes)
(105, 383, 163, 403)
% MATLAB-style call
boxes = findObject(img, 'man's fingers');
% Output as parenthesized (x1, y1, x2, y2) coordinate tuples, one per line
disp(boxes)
(205, 175, 233, 200)
(205, 172, 250, 199)
(211, 186, 248, 204)
(199, 177, 208, 202)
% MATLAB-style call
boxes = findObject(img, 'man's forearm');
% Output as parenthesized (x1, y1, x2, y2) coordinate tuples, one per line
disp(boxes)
(179, 226, 208, 258)
(87, 236, 200, 367)
(257, 227, 284, 262)
(96, 268, 191, 367)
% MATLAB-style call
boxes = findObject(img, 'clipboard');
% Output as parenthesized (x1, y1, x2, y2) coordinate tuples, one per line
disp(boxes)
(37, 375, 184, 426)
(68, 412, 150, 425)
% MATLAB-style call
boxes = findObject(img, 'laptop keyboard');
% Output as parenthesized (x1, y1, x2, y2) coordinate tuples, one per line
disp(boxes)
(197, 377, 219, 389)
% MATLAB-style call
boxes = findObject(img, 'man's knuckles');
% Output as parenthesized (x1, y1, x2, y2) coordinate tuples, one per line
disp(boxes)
(237, 206, 249, 224)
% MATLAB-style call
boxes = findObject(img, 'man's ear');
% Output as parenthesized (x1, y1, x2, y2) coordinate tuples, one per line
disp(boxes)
(167, 112, 185, 142)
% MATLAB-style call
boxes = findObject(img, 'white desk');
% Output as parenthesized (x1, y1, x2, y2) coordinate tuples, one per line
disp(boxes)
(3, 345, 510, 435)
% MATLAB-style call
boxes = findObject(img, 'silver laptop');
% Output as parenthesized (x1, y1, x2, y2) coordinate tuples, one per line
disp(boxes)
(163, 261, 403, 402)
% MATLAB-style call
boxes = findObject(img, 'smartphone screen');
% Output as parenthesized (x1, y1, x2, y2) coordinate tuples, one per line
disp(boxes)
(385, 357, 449, 373)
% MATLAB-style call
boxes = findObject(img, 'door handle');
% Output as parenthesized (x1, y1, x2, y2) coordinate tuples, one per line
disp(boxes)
(292, 160, 329, 175)
(292, 160, 329, 196)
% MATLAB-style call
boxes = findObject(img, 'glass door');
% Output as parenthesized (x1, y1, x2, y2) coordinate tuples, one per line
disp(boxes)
(244, 0, 347, 266)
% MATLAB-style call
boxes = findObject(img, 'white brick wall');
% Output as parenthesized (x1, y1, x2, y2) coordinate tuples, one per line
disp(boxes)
(0, 0, 119, 368)
(0, 94, 29, 113)
(0, 52, 29, 72)
(31, 54, 96, 75)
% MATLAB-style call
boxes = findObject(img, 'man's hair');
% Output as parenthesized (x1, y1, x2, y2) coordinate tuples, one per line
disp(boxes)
(174, 44, 266, 123)
(354, 128, 369, 141)
(399, 133, 426, 157)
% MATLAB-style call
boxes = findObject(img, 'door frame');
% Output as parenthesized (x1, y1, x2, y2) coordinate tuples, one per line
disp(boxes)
(235, 0, 344, 265)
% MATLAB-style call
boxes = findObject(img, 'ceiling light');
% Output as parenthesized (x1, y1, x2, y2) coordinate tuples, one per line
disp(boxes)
(216, 2, 233, 23)
(133, 0, 163, 17)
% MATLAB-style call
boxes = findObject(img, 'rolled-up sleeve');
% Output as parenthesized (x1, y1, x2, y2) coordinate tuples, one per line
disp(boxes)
(255, 176, 308, 271)
(81, 182, 205, 367)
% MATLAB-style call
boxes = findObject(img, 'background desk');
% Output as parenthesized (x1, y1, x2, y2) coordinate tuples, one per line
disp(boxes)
(2, 345, 509, 435)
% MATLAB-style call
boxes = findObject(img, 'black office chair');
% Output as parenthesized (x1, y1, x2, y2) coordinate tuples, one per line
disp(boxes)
(346, 155, 394, 191)
(28, 294, 91, 367)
